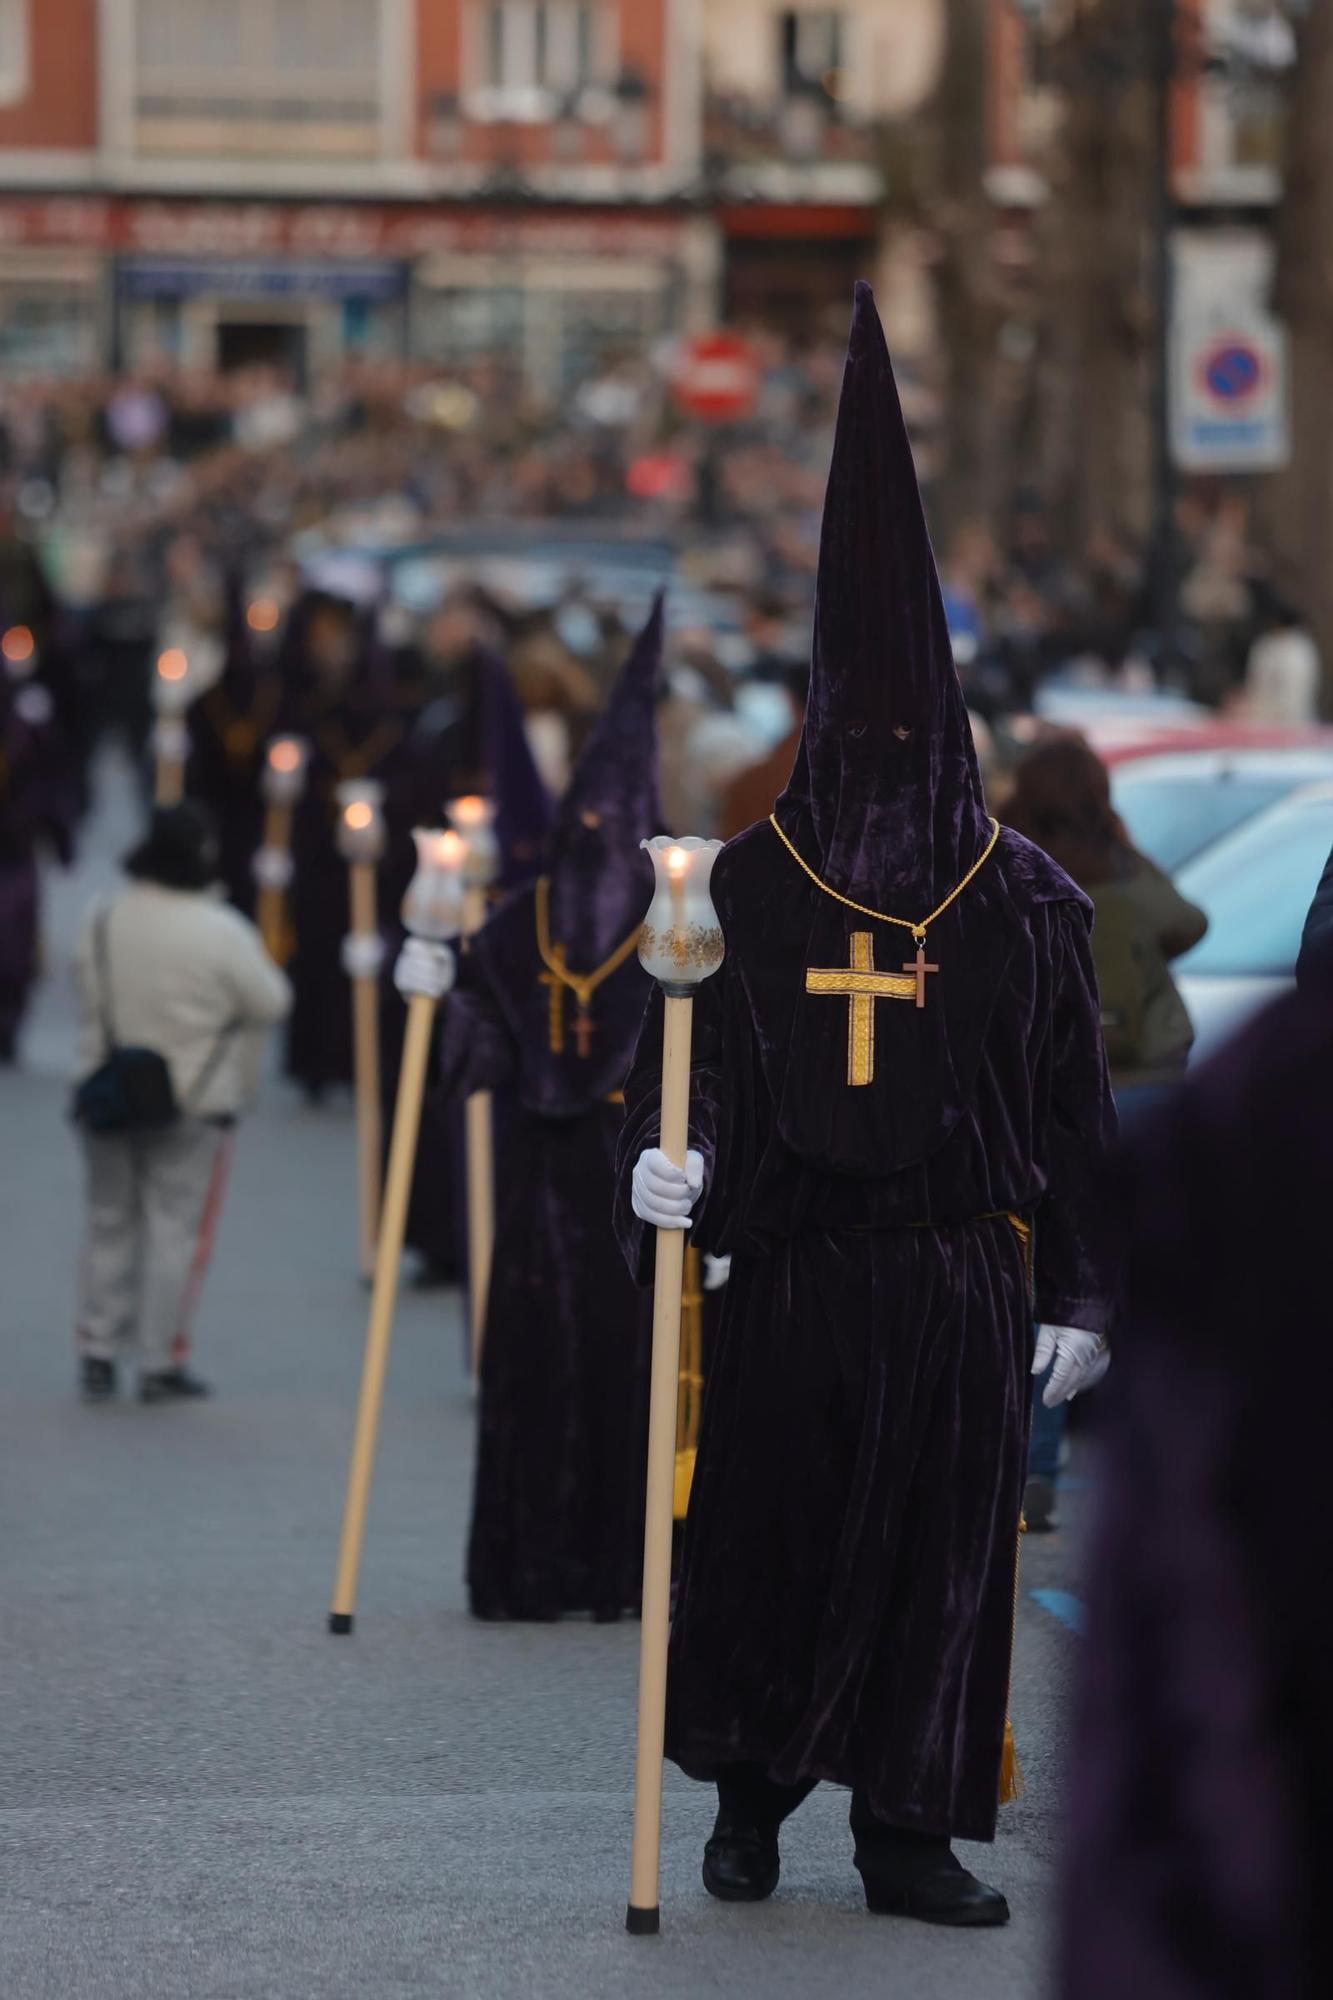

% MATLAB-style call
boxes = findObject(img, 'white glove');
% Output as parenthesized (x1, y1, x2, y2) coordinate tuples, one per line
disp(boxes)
(631, 1147, 704, 1230)
(153, 716, 188, 762)
(394, 936, 456, 1002)
(1033, 1325, 1110, 1408)
(341, 933, 386, 982)
(252, 846, 294, 891)
(703, 1253, 732, 1292)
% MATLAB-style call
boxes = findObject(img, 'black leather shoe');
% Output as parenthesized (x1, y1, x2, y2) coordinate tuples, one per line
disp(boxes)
(702, 1816, 781, 1903)
(80, 1357, 117, 1402)
(140, 1368, 212, 1405)
(859, 1853, 1010, 1927)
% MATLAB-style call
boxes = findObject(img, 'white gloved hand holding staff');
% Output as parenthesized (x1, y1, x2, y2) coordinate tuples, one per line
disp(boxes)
(631, 1147, 705, 1230)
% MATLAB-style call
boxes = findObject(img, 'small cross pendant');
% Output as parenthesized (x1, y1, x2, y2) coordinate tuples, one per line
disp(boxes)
(902, 942, 940, 1009)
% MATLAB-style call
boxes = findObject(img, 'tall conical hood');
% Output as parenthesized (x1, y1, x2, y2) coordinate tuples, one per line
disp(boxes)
(547, 590, 664, 963)
(478, 649, 554, 889)
(776, 282, 989, 909)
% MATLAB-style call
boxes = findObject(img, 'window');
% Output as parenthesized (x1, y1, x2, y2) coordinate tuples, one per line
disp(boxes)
(471, 2, 612, 118)
(778, 8, 842, 94)
(0, 0, 30, 107)
(133, 0, 383, 158)
(1175, 797, 1333, 978)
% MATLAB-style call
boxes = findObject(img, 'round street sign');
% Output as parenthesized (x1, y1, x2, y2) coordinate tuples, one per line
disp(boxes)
(1197, 336, 1267, 409)
(670, 332, 760, 422)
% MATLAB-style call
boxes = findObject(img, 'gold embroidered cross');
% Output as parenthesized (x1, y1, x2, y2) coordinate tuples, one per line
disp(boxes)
(805, 931, 918, 1087)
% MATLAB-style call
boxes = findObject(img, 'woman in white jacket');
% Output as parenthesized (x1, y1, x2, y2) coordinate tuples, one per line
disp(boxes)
(73, 804, 291, 1403)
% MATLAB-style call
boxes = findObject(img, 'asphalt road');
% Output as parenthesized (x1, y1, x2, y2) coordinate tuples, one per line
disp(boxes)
(0, 761, 1090, 1999)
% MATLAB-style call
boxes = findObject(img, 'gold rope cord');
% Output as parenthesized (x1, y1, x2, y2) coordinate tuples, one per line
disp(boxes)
(768, 812, 1002, 944)
(674, 1247, 705, 1521)
(533, 875, 642, 1007)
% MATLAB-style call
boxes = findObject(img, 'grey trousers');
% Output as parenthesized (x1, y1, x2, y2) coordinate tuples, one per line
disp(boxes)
(76, 1121, 232, 1374)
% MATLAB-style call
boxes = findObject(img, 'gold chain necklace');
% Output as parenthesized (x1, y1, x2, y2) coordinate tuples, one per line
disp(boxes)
(768, 812, 1001, 945)
(534, 874, 642, 1057)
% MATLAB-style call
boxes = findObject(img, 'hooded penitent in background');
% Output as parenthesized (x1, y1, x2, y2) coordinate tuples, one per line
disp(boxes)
(429, 595, 664, 1621)
(387, 640, 554, 1285)
(615, 286, 1116, 1923)
(0, 634, 75, 1062)
(284, 587, 409, 1099)
(188, 570, 292, 918)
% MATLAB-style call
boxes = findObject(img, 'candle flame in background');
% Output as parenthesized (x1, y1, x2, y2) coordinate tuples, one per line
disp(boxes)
(2, 624, 34, 664)
(269, 739, 302, 774)
(449, 794, 487, 825)
(157, 648, 188, 684)
(438, 829, 467, 865)
(247, 598, 280, 634)
(344, 801, 375, 832)
(666, 846, 690, 876)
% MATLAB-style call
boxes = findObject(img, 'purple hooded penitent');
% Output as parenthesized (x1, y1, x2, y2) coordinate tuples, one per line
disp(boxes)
(427, 598, 664, 1620)
(613, 285, 1117, 1842)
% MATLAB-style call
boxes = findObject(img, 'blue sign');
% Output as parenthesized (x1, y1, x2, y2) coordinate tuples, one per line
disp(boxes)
(119, 258, 407, 302)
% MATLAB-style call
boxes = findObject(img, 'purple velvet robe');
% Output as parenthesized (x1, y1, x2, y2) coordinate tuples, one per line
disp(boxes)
(615, 825, 1114, 1838)
(1061, 989, 1333, 1999)
(434, 897, 653, 1620)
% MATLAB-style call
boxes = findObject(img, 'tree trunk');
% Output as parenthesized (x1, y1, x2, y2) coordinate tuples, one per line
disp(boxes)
(1266, 0, 1333, 704)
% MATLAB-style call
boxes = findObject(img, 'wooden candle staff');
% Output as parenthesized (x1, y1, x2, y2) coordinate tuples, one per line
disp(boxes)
(255, 736, 308, 966)
(329, 828, 466, 1635)
(337, 781, 388, 1280)
(151, 648, 192, 806)
(626, 836, 725, 1936)
(447, 794, 500, 1383)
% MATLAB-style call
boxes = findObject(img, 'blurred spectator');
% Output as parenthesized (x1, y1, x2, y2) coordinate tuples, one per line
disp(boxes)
(72, 804, 290, 1405)
(1239, 598, 1321, 726)
(1005, 732, 1207, 1531)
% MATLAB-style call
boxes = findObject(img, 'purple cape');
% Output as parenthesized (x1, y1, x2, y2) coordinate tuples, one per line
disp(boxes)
(1061, 989, 1333, 1998)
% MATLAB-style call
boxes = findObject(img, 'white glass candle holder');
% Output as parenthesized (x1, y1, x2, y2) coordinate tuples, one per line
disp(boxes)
(446, 793, 501, 889)
(152, 647, 193, 717)
(262, 736, 310, 805)
(638, 836, 725, 992)
(402, 828, 467, 942)
(336, 780, 387, 865)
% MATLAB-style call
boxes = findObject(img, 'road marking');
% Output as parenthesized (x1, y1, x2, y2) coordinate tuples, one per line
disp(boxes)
(1030, 1588, 1086, 1635)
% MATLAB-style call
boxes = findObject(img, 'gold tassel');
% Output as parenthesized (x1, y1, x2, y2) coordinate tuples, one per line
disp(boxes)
(999, 1509, 1028, 1806)
(674, 1249, 704, 1521)
(999, 1716, 1024, 1804)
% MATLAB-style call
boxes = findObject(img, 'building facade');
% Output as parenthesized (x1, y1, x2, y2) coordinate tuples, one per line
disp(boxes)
(0, 0, 1297, 386)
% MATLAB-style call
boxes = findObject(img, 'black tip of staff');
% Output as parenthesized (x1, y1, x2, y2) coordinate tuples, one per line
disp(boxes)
(328, 1612, 354, 1635)
(625, 1905, 660, 1936)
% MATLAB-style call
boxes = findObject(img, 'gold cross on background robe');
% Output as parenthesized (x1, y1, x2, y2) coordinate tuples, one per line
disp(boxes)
(805, 932, 918, 1087)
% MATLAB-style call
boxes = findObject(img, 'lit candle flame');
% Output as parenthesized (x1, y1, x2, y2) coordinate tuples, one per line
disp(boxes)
(2, 624, 34, 665)
(344, 801, 374, 832)
(247, 598, 280, 634)
(666, 846, 690, 877)
(438, 829, 467, 865)
(269, 738, 301, 775)
(449, 794, 488, 826)
(157, 648, 189, 684)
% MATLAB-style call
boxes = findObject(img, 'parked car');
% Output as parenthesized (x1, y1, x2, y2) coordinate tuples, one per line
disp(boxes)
(1173, 782, 1333, 1062)
(1113, 746, 1333, 872)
